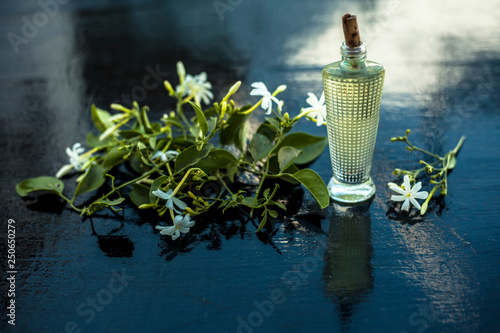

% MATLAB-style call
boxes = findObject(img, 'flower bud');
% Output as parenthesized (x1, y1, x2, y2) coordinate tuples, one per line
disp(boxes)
(274, 85, 287, 94)
(139, 204, 155, 209)
(163, 80, 175, 95)
(222, 81, 241, 102)
(177, 61, 186, 82)
(111, 104, 131, 113)
(220, 101, 227, 119)
(420, 201, 428, 215)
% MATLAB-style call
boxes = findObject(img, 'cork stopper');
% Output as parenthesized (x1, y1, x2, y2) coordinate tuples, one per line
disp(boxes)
(342, 14, 361, 48)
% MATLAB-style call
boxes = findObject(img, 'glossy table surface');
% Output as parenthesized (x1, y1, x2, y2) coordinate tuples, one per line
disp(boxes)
(1, 0, 500, 332)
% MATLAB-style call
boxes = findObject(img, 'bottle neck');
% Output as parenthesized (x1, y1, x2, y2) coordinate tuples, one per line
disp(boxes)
(340, 41, 367, 71)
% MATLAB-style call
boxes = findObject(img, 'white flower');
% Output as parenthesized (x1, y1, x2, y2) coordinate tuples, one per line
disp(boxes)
(55, 143, 92, 178)
(151, 150, 179, 162)
(156, 214, 195, 240)
(179, 72, 213, 105)
(389, 175, 429, 212)
(302, 92, 326, 126)
(152, 188, 187, 213)
(250, 82, 282, 115)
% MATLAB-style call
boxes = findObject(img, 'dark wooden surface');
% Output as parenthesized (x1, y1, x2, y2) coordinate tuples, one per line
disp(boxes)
(1, 0, 499, 332)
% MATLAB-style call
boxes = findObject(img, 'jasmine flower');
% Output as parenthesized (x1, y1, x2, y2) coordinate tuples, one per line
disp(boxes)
(151, 150, 179, 162)
(184, 72, 214, 105)
(302, 92, 326, 126)
(152, 188, 187, 213)
(389, 175, 429, 212)
(55, 143, 92, 178)
(156, 214, 195, 240)
(250, 82, 282, 115)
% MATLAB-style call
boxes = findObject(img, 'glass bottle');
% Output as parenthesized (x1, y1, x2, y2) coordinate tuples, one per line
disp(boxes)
(322, 41, 385, 203)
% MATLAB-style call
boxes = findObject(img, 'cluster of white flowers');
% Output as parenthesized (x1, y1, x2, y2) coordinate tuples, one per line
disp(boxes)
(249, 81, 326, 126)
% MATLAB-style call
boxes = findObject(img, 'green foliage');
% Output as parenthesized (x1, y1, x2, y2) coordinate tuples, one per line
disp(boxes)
(15, 64, 330, 234)
(16, 176, 64, 197)
(390, 129, 466, 215)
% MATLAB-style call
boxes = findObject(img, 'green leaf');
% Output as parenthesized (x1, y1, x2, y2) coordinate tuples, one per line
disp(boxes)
(196, 149, 238, 173)
(188, 101, 208, 137)
(136, 141, 151, 166)
(250, 133, 273, 162)
(103, 147, 128, 169)
(74, 164, 108, 197)
(282, 169, 329, 209)
(119, 130, 144, 139)
(256, 211, 268, 232)
(268, 155, 299, 180)
(130, 183, 151, 207)
(219, 112, 251, 150)
(206, 117, 217, 135)
(129, 157, 150, 174)
(86, 197, 125, 215)
(91, 104, 114, 133)
(278, 146, 301, 173)
(272, 200, 287, 211)
(175, 142, 213, 173)
(149, 175, 170, 204)
(273, 132, 327, 165)
(268, 209, 278, 218)
(140, 106, 153, 134)
(265, 117, 281, 132)
(16, 176, 64, 197)
(242, 196, 256, 207)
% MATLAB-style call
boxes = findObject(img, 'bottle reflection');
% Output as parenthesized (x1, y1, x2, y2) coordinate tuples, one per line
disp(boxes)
(323, 204, 373, 328)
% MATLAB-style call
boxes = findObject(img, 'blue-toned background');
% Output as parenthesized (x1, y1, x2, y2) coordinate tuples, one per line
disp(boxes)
(1, 0, 499, 332)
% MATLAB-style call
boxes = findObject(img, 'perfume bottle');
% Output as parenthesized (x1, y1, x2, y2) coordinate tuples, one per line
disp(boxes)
(322, 14, 385, 204)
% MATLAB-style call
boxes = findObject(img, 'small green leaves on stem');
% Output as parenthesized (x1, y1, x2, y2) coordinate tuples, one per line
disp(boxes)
(390, 129, 466, 215)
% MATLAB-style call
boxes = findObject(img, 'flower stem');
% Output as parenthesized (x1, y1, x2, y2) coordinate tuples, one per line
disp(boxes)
(251, 159, 270, 216)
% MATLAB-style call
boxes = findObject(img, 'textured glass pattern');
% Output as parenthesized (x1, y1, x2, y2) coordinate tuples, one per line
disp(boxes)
(323, 72, 385, 184)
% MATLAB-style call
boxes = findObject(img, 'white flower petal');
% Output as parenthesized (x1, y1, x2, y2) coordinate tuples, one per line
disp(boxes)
(413, 191, 429, 200)
(151, 151, 167, 162)
(411, 181, 423, 193)
(158, 226, 176, 236)
(389, 185, 407, 195)
(152, 189, 172, 200)
(177, 227, 190, 234)
(306, 92, 318, 106)
(172, 197, 187, 211)
(401, 199, 410, 212)
(251, 82, 267, 91)
(409, 197, 421, 210)
(403, 175, 411, 192)
(391, 195, 407, 202)
(171, 229, 181, 240)
(56, 164, 74, 178)
(166, 198, 175, 211)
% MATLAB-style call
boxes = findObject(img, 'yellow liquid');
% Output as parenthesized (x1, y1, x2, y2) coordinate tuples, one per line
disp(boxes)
(322, 61, 385, 184)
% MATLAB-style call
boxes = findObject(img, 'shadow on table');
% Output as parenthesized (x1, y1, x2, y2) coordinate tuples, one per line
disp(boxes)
(323, 203, 374, 329)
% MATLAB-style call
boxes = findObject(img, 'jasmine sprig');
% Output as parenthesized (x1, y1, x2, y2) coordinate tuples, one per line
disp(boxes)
(390, 129, 466, 215)
(16, 61, 330, 240)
